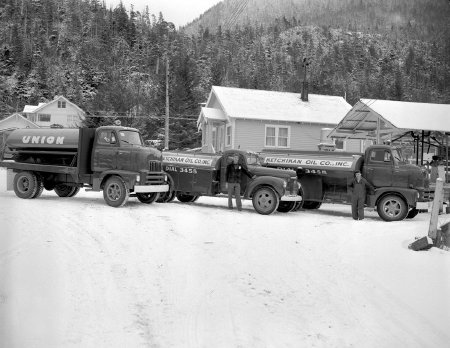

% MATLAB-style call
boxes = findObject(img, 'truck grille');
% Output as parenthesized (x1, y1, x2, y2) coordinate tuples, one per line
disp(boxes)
(143, 173, 166, 185)
(286, 179, 298, 195)
(149, 160, 162, 172)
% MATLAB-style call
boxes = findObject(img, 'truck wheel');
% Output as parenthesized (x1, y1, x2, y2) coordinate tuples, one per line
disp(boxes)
(54, 184, 78, 197)
(301, 201, 322, 210)
(277, 201, 296, 213)
(103, 176, 129, 207)
(32, 174, 44, 199)
(377, 195, 408, 221)
(13, 171, 39, 199)
(157, 190, 176, 203)
(137, 192, 159, 204)
(176, 193, 198, 203)
(68, 187, 80, 197)
(406, 208, 419, 219)
(252, 187, 279, 215)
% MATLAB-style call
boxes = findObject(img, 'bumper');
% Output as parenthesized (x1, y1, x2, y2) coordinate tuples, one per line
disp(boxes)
(134, 184, 169, 193)
(415, 201, 429, 211)
(280, 194, 302, 202)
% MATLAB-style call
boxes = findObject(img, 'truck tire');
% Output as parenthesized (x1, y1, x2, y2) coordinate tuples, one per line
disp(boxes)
(68, 187, 80, 197)
(252, 187, 280, 215)
(301, 201, 322, 210)
(176, 193, 198, 203)
(277, 201, 296, 213)
(13, 171, 39, 199)
(137, 192, 159, 204)
(377, 195, 408, 221)
(32, 174, 44, 199)
(103, 176, 129, 207)
(54, 184, 78, 197)
(406, 208, 419, 219)
(157, 190, 176, 203)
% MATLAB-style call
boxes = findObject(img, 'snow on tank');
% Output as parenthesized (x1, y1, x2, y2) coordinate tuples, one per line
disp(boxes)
(6, 128, 79, 150)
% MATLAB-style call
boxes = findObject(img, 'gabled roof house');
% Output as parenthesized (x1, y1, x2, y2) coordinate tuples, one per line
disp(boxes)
(197, 86, 359, 153)
(22, 95, 85, 128)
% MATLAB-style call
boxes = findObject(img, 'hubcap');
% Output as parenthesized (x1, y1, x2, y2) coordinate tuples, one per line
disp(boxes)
(383, 200, 401, 217)
(18, 176, 30, 193)
(107, 183, 121, 201)
(257, 191, 273, 210)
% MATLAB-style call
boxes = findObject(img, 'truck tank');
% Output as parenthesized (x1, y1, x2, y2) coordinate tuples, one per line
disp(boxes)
(5, 128, 79, 150)
(5, 128, 80, 166)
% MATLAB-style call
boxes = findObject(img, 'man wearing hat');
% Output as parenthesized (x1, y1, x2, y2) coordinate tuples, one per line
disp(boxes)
(348, 170, 374, 220)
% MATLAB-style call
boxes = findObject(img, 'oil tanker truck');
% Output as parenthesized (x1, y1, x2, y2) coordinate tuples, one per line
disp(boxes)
(159, 149, 302, 215)
(260, 145, 430, 221)
(0, 126, 169, 207)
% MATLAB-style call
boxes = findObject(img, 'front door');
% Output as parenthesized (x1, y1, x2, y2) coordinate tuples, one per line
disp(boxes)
(364, 148, 393, 187)
(92, 130, 118, 171)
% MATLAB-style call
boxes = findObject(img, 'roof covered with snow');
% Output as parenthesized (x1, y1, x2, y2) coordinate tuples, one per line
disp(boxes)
(330, 99, 450, 139)
(201, 86, 352, 124)
(0, 113, 38, 132)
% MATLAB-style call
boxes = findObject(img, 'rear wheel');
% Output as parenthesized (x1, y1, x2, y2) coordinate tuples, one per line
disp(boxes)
(103, 176, 129, 207)
(301, 200, 322, 210)
(176, 193, 198, 203)
(137, 192, 160, 204)
(157, 190, 176, 203)
(54, 184, 78, 197)
(277, 201, 296, 213)
(13, 171, 39, 199)
(32, 174, 44, 198)
(252, 187, 279, 215)
(377, 195, 408, 221)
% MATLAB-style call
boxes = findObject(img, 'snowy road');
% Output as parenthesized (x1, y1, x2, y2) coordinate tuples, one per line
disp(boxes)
(0, 168, 449, 347)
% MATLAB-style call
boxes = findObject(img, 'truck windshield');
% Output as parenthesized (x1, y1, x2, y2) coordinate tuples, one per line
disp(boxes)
(246, 153, 262, 166)
(118, 131, 143, 146)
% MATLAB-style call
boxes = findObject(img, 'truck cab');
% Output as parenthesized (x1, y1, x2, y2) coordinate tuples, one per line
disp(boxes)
(162, 150, 302, 215)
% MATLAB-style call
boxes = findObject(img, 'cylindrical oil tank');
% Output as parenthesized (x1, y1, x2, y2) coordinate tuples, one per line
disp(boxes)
(6, 128, 79, 150)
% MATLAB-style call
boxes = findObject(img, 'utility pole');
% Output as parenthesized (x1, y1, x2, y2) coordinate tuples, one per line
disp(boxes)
(164, 57, 169, 150)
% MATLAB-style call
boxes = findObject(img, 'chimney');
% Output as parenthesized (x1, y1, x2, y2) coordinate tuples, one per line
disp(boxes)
(301, 81, 309, 102)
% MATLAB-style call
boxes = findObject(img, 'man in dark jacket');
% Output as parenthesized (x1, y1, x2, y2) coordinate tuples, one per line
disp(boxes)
(226, 154, 254, 211)
(348, 170, 374, 220)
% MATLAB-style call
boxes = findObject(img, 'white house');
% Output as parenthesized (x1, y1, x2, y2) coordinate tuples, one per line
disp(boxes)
(22, 95, 85, 128)
(197, 86, 360, 153)
(0, 113, 39, 152)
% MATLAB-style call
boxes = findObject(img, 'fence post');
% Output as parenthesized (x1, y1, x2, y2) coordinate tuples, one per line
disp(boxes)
(428, 178, 444, 240)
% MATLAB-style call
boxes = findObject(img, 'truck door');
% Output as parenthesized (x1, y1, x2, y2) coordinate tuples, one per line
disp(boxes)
(92, 130, 118, 171)
(364, 148, 393, 187)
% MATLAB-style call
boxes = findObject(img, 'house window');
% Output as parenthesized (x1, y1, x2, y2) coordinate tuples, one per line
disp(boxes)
(38, 114, 51, 122)
(265, 125, 290, 148)
(226, 125, 232, 146)
(67, 115, 79, 123)
(27, 114, 37, 122)
(58, 101, 66, 108)
(212, 127, 217, 152)
(335, 139, 345, 151)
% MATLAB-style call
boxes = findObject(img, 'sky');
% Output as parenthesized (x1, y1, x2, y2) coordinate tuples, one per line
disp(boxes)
(104, 0, 222, 27)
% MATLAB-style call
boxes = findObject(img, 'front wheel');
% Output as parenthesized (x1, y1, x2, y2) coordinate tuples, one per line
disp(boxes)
(13, 171, 39, 199)
(252, 187, 280, 215)
(103, 176, 129, 207)
(377, 195, 408, 221)
(137, 192, 159, 204)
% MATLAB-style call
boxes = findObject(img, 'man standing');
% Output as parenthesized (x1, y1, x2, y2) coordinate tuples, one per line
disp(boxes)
(226, 154, 254, 211)
(348, 170, 374, 220)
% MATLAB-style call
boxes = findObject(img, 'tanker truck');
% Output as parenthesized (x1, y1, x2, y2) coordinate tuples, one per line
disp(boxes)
(260, 145, 430, 221)
(0, 126, 169, 207)
(159, 149, 302, 215)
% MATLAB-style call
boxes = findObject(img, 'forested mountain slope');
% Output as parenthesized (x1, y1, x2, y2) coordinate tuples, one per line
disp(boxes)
(1, 0, 449, 149)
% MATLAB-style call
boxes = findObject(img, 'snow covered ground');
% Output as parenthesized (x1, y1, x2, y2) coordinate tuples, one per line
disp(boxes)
(0, 167, 449, 348)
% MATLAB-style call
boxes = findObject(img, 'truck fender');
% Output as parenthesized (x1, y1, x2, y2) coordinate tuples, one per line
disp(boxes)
(373, 187, 418, 207)
(98, 170, 139, 189)
(245, 176, 285, 199)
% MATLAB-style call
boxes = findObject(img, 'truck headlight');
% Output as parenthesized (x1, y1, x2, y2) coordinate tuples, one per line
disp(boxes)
(136, 174, 140, 183)
(283, 180, 287, 188)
